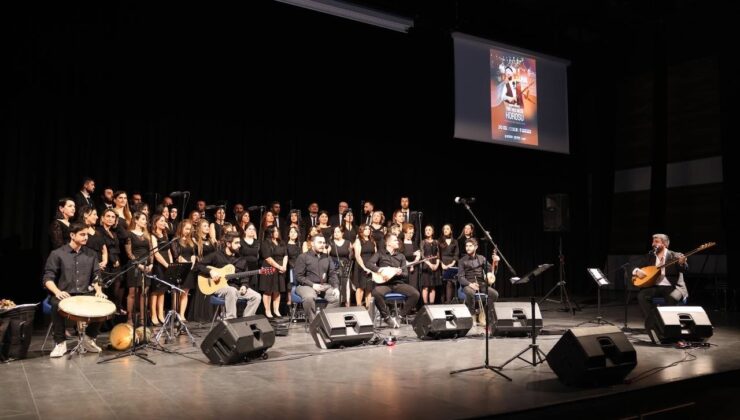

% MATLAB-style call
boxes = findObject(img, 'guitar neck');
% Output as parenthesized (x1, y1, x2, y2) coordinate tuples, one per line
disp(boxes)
(224, 269, 258, 280)
(658, 245, 712, 269)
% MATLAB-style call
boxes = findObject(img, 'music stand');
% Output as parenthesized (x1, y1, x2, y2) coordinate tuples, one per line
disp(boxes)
(576, 268, 614, 327)
(495, 264, 553, 370)
(152, 263, 197, 347)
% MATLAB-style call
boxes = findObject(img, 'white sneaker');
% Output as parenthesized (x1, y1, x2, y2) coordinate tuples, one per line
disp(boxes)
(50, 342, 67, 358)
(82, 335, 102, 353)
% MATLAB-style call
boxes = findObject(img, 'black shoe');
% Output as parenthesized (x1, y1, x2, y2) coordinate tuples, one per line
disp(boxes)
(383, 316, 399, 329)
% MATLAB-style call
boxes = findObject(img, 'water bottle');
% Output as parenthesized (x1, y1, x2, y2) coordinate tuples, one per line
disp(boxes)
(367, 295, 375, 323)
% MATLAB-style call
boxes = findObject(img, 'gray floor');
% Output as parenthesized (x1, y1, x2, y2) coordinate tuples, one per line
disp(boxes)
(2, 300, 738, 420)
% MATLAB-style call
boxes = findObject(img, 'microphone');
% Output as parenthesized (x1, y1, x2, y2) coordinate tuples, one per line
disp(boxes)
(648, 246, 658, 255)
(169, 191, 189, 197)
(454, 197, 476, 204)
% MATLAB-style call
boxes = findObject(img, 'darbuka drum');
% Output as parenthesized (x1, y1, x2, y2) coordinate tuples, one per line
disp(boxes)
(110, 323, 134, 350)
(58, 296, 116, 323)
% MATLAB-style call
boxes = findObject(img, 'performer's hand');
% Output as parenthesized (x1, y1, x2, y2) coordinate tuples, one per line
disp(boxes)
(210, 270, 221, 281)
(677, 253, 687, 265)
(635, 269, 647, 279)
(312, 284, 322, 292)
(99, 262, 106, 270)
(95, 291, 107, 299)
(470, 283, 480, 291)
(238, 286, 247, 296)
(55, 291, 71, 300)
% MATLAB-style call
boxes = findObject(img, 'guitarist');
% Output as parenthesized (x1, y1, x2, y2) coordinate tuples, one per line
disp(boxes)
(195, 232, 261, 319)
(367, 233, 420, 328)
(458, 238, 499, 322)
(632, 233, 689, 317)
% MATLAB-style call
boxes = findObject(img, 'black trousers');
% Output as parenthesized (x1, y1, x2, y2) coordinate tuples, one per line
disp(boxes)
(372, 282, 420, 318)
(51, 296, 101, 344)
(637, 286, 678, 318)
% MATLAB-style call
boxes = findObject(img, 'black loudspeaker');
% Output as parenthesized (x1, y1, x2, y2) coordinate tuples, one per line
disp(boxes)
(310, 307, 374, 349)
(543, 193, 569, 232)
(645, 306, 713, 344)
(546, 325, 637, 386)
(200, 315, 275, 365)
(412, 304, 473, 339)
(492, 301, 543, 336)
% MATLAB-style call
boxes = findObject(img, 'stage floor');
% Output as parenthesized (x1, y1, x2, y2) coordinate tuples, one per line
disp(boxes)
(2, 300, 739, 419)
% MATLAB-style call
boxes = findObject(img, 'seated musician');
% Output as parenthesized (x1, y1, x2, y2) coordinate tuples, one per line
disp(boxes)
(43, 223, 106, 358)
(294, 234, 340, 323)
(367, 233, 420, 328)
(632, 233, 688, 317)
(195, 232, 261, 319)
(457, 238, 499, 320)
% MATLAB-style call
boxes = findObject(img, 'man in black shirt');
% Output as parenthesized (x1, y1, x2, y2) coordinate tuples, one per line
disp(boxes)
(196, 232, 261, 319)
(294, 234, 340, 322)
(74, 177, 96, 210)
(367, 233, 420, 328)
(43, 223, 106, 358)
(458, 238, 499, 321)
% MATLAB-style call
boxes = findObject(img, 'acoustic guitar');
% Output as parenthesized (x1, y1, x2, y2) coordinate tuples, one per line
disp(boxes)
(198, 264, 276, 295)
(371, 256, 436, 284)
(631, 242, 715, 288)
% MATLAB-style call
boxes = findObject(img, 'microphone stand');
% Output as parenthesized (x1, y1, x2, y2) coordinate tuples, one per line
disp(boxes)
(449, 201, 512, 381)
(148, 272, 196, 349)
(458, 201, 517, 277)
(98, 236, 179, 365)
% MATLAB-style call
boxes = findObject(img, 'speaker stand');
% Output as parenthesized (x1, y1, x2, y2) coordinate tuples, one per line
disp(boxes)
(495, 297, 548, 369)
(450, 280, 511, 381)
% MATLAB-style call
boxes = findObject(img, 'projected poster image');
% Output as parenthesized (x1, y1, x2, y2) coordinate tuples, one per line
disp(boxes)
(490, 50, 538, 145)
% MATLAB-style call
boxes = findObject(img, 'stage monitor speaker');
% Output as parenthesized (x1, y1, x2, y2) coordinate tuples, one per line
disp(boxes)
(200, 315, 275, 365)
(645, 306, 713, 344)
(492, 301, 543, 336)
(310, 307, 374, 349)
(412, 304, 473, 339)
(543, 193, 569, 232)
(546, 325, 637, 386)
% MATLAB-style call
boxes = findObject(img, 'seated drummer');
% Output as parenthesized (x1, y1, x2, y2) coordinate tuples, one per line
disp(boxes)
(43, 222, 106, 358)
(195, 232, 261, 320)
(457, 238, 499, 320)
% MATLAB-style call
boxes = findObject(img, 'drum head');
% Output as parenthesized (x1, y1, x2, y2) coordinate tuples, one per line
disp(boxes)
(58, 296, 116, 323)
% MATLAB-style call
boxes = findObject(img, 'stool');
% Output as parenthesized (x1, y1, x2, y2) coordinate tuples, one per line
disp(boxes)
(652, 296, 688, 306)
(458, 287, 488, 324)
(40, 296, 53, 353)
(290, 286, 328, 331)
(208, 294, 252, 331)
(381, 292, 408, 326)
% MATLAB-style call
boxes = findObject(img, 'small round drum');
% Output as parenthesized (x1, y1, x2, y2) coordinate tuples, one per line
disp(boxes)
(110, 323, 134, 350)
(58, 296, 116, 323)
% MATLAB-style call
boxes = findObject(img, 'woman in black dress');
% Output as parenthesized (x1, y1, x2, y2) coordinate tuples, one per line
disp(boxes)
(239, 222, 261, 290)
(150, 214, 173, 326)
(171, 220, 196, 322)
(316, 211, 332, 241)
(352, 224, 376, 308)
(209, 207, 227, 242)
(100, 209, 123, 313)
(189, 218, 217, 322)
(282, 209, 304, 244)
(439, 224, 460, 303)
(259, 226, 287, 318)
(285, 226, 302, 306)
(49, 197, 76, 249)
(259, 211, 276, 241)
(400, 223, 421, 290)
(420, 225, 441, 304)
(369, 211, 387, 251)
(457, 223, 475, 258)
(329, 226, 353, 307)
(79, 206, 107, 272)
(341, 210, 357, 244)
(125, 212, 153, 324)
(236, 211, 251, 236)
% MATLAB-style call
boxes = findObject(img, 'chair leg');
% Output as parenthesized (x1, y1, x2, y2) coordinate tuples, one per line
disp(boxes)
(41, 322, 53, 353)
(209, 305, 223, 332)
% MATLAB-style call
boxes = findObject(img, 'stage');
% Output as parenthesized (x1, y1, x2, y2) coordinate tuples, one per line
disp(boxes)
(2, 299, 739, 419)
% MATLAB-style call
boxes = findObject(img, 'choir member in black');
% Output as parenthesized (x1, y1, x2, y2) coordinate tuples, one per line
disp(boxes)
(171, 220, 196, 322)
(236, 211, 251, 236)
(270, 201, 286, 230)
(195, 200, 208, 221)
(49, 197, 76, 249)
(125, 212, 153, 325)
(388, 210, 405, 235)
(96, 186, 114, 215)
(353, 224, 376, 308)
(341, 209, 357, 244)
(420, 225, 441, 304)
(259, 226, 288, 318)
(370, 211, 387, 250)
(457, 223, 475, 257)
(328, 226, 353, 306)
(111, 191, 132, 251)
(294, 234, 340, 322)
(209, 207, 227, 242)
(458, 238, 499, 320)
(43, 223, 106, 357)
(79, 206, 108, 272)
(399, 223, 421, 291)
(362, 201, 375, 226)
(316, 211, 332, 241)
(232, 203, 245, 224)
(259, 210, 276, 241)
(150, 214, 173, 325)
(162, 196, 174, 208)
(156, 205, 175, 237)
(189, 218, 217, 322)
(74, 177, 96, 210)
(285, 226, 302, 306)
(367, 233, 420, 327)
(238, 223, 261, 290)
(400, 196, 420, 243)
(100, 209, 123, 313)
(282, 209, 304, 244)
(331, 201, 349, 227)
(169, 207, 180, 235)
(131, 192, 143, 206)
(305, 202, 320, 229)
(132, 202, 150, 217)
(439, 224, 459, 303)
(188, 210, 201, 226)
(195, 232, 261, 319)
